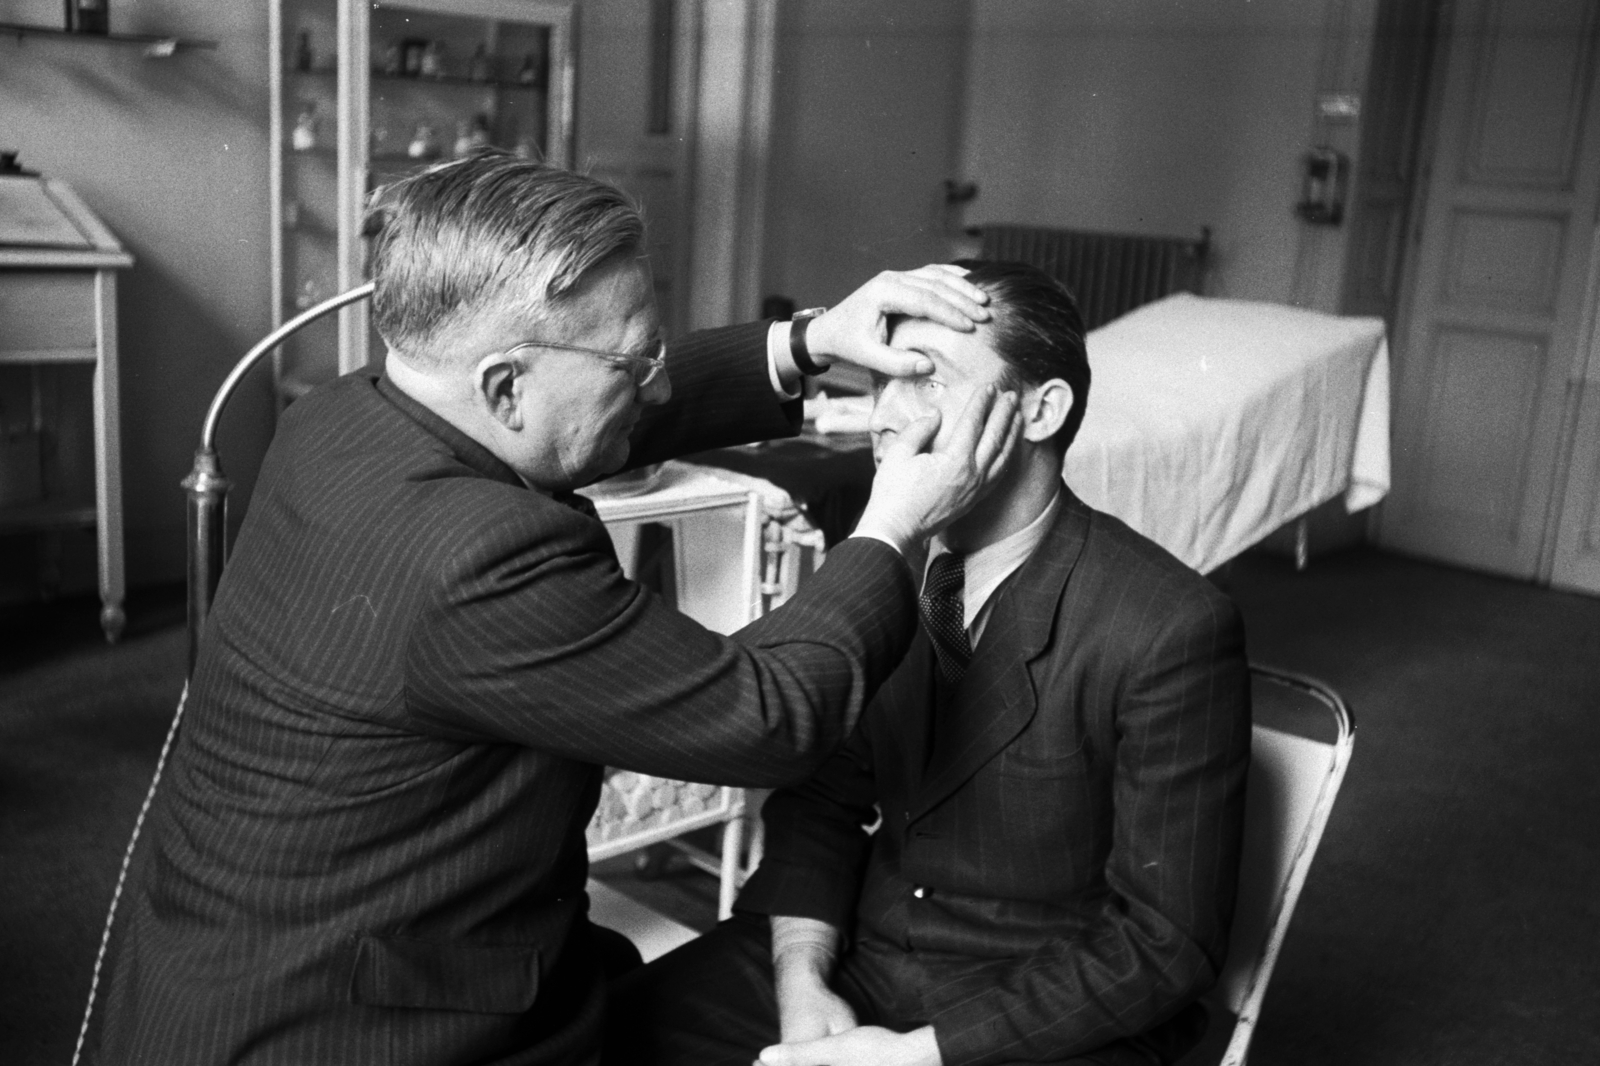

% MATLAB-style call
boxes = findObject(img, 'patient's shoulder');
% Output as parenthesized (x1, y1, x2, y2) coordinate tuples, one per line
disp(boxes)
(1077, 504, 1238, 622)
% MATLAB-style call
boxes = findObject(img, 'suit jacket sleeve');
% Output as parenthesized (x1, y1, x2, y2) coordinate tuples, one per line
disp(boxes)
(931, 588, 1251, 1066)
(735, 724, 881, 931)
(627, 321, 801, 466)
(398, 322, 913, 787)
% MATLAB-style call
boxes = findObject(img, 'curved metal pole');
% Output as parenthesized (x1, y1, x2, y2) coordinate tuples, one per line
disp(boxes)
(183, 282, 376, 673)
(201, 282, 375, 451)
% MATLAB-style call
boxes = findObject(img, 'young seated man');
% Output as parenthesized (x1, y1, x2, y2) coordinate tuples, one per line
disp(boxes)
(604, 261, 1252, 1066)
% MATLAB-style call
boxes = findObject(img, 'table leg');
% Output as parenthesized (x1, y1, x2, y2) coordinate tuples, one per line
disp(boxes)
(92, 269, 125, 642)
(717, 805, 745, 921)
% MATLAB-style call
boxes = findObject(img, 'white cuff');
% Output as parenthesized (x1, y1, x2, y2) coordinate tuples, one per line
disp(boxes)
(767, 320, 801, 399)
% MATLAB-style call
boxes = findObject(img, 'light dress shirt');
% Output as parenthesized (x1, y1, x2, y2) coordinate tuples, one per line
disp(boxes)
(924, 488, 1062, 648)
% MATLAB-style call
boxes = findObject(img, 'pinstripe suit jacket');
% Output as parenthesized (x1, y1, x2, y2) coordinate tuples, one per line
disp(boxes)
(93, 323, 919, 1066)
(738, 489, 1251, 1066)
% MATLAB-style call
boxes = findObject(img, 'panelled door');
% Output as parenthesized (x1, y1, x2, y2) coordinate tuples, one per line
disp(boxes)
(1378, 0, 1600, 580)
(1550, 230, 1600, 594)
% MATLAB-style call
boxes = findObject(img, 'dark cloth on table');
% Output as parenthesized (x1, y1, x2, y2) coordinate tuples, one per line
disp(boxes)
(686, 434, 874, 547)
(603, 914, 1207, 1066)
(89, 324, 922, 1066)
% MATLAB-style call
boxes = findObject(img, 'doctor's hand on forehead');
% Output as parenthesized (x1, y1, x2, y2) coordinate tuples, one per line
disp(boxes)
(802, 264, 990, 379)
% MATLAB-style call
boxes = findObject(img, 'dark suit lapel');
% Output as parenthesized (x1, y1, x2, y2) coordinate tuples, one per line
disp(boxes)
(909, 490, 1093, 822)
(877, 632, 937, 792)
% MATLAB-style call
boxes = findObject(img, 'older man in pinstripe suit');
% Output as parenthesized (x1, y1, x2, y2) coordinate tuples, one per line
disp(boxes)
(88, 155, 1024, 1065)
(609, 261, 1252, 1066)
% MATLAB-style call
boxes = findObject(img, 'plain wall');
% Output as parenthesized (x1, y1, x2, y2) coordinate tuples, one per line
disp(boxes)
(958, 0, 1330, 303)
(759, 0, 973, 309)
(2, 0, 277, 599)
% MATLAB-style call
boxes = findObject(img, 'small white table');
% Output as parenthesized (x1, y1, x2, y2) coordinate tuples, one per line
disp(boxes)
(582, 462, 826, 918)
(0, 178, 132, 640)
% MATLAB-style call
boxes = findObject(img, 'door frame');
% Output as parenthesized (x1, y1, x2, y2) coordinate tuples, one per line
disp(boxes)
(680, 0, 779, 332)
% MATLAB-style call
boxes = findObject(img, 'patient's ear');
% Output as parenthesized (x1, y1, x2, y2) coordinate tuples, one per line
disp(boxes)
(1021, 379, 1073, 443)
(475, 354, 525, 431)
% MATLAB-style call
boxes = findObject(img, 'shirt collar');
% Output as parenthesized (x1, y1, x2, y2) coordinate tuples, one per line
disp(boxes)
(927, 488, 1063, 632)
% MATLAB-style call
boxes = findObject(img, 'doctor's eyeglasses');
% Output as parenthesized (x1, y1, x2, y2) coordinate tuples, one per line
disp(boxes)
(507, 338, 667, 388)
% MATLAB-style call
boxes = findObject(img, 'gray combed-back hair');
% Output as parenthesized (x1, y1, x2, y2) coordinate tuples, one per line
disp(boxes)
(367, 150, 644, 367)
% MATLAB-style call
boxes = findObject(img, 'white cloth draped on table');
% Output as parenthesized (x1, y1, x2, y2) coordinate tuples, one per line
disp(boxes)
(1066, 294, 1390, 574)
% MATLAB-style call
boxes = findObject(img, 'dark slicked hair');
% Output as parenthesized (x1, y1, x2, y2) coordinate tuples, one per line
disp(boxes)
(367, 150, 644, 367)
(951, 258, 1091, 452)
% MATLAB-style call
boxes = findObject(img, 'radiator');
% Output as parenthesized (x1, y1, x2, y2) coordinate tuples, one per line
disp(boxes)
(978, 224, 1211, 331)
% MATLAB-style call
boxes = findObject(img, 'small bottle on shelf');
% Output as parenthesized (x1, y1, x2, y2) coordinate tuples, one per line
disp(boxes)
(379, 42, 402, 77)
(407, 123, 439, 160)
(420, 40, 445, 79)
(452, 121, 474, 160)
(293, 29, 313, 72)
(468, 43, 492, 83)
(517, 52, 541, 86)
(291, 103, 318, 152)
(295, 277, 325, 311)
(65, 0, 110, 35)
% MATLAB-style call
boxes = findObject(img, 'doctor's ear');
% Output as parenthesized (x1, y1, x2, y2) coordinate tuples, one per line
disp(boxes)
(476, 355, 525, 430)
(1020, 379, 1073, 444)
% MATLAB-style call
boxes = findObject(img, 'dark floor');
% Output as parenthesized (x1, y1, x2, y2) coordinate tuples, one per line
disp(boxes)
(2, 549, 1598, 1065)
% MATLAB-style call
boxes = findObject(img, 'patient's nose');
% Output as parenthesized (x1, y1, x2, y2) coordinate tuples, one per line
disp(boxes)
(868, 379, 916, 435)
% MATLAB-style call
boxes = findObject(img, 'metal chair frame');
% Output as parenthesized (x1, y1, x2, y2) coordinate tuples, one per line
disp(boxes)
(1199, 664, 1356, 1066)
(181, 282, 374, 672)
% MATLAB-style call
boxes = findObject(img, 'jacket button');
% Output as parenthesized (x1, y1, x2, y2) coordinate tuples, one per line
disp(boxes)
(912, 886, 926, 899)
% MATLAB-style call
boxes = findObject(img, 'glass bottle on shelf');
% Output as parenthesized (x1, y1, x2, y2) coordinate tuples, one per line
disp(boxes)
(408, 123, 439, 160)
(452, 121, 474, 159)
(420, 40, 445, 79)
(295, 277, 326, 311)
(291, 103, 319, 152)
(66, 0, 109, 35)
(517, 52, 541, 86)
(294, 29, 314, 72)
(379, 42, 402, 76)
(468, 43, 492, 83)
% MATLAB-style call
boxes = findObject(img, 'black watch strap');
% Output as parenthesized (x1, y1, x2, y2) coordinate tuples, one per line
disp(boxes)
(790, 308, 829, 376)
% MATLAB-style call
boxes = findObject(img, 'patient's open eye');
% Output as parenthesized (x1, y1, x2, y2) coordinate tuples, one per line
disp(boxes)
(913, 375, 946, 398)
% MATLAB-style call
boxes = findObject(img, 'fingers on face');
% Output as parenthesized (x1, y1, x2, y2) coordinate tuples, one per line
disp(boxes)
(893, 410, 940, 455)
(942, 383, 1000, 456)
(980, 393, 1024, 477)
(860, 343, 933, 377)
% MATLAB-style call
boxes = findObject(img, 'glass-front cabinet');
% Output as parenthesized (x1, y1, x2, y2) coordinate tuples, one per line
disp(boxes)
(269, 0, 574, 401)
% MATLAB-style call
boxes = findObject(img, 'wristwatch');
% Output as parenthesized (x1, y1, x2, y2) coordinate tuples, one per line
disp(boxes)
(789, 306, 830, 376)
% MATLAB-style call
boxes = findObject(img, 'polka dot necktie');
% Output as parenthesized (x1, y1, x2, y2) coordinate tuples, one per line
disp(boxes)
(921, 552, 971, 685)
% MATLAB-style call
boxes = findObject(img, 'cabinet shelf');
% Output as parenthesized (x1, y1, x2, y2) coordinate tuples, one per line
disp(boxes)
(269, 0, 573, 397)
(289, 66, 545, 92)
(0, 21, 216, 56)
